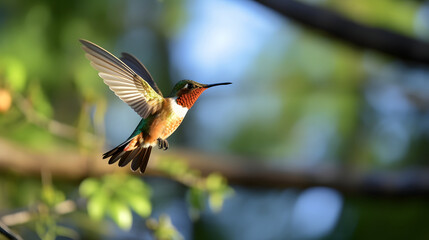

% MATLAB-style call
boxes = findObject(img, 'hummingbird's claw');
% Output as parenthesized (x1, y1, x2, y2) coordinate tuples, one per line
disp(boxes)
(164, 140, 169, 150)
(157, 139, 162, 149)
(157, 138, 169, 150)
(157, 138, 163, 149)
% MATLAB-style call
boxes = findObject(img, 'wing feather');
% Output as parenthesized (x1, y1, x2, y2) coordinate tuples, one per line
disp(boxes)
(86, 55, 132, 78)
(104, 80, 137, 88)
(80, 39, 164, 118)
(120, 52, 162, 96)
(90, 62, 129, 78)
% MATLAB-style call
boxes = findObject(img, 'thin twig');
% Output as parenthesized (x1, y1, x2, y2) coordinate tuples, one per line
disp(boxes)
(0, 221, 23, 240)
(14, 93, 98, 142)
(1, 200, 77, 227)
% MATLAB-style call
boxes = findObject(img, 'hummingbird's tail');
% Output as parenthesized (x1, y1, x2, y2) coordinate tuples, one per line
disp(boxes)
(103, 137, 152, 173)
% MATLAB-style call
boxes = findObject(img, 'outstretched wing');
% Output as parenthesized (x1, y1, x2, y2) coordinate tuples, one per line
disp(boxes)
(120, 52, 162, 96)
(80, 39, 163, 118)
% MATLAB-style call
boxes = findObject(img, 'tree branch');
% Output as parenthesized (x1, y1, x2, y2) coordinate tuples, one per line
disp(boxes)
(1, 138, 429, 197)
(255, 0, 429, 66)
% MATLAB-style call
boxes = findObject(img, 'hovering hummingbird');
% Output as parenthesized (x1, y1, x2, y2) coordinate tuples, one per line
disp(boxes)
(79, 40, 231, 173)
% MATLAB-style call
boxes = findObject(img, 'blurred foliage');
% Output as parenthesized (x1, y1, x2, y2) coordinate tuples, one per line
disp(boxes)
(77, 158, 232, 237)
(34, 174, 74, 240)
(79, 174, 152, 230)
(156, 158, 233, 218)
(0, 0, 122, 151)
(315, 0, 420, 36)
(0, 173, 78, 240)
(147, 215, 184, 240)
(0, 0, 428, 239)
(229, 32, 364, 163)
(0, 158, 232, 239)
(0, 0, 232, 238)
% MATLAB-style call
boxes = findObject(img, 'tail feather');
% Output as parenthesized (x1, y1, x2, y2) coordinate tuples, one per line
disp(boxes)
(103, 139, 131, 159)
(108, 151, 125, 165)
(118, 151, 132, 167)
(119, 146, 140, 167)
(139, 147, 152, 173)
(103, 147, 120, 159)
(130, 146, 152, 173)
(130, 147, 144, 171)
(103, 143, 152, 173)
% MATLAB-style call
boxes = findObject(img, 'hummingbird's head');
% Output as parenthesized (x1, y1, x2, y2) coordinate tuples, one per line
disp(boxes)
(171, 80, 231, 109)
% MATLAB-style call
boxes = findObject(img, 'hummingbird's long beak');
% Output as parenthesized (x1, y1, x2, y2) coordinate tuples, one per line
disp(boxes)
(204, 82, 232, 88)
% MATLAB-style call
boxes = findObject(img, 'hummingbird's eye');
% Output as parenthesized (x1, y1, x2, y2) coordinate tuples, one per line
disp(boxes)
(187, 84, 194, 89)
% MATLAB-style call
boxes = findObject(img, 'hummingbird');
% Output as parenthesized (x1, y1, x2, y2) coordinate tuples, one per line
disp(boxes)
(79, 40, 231, 173)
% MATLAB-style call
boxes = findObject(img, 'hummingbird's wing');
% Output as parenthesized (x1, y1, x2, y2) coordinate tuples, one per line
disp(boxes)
(120, 52, 163, 97)
(80, 39, 164, 119)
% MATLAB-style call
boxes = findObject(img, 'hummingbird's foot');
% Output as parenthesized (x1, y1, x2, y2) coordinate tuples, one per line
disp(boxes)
(157, 138, 169, 150)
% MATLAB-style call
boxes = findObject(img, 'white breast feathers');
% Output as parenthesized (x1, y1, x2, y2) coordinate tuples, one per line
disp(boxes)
(169, 98, 188, 118)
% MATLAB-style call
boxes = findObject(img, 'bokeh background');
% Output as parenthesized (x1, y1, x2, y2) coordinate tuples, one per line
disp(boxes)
(1, 0, 429, 239)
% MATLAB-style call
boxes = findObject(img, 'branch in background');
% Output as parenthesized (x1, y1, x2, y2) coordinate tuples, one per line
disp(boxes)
(255, 0, 429, 66)
(1, 138, 429, 197)
(14, 94, 98, 143)
(0, 200, 77, 227)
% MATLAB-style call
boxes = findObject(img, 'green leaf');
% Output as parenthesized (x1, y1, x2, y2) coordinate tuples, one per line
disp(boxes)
(40, 178, 65, 207)
(121, 176, 151, 197)
(148, 215, 184, 240)
(0, 57, 27, 92)
(208, 192, 225, 212)
(87, 190, 108, 220)
(128, 195, 152, 218)
(205, 173, 233, 212)
(206, 173, 224, 192)
(108, 200, 133, 230)
(188, 187, 205, 212)
(79, 178, 100, 197)
(29, 81, 53, 118)
(80, 174, 153, 229)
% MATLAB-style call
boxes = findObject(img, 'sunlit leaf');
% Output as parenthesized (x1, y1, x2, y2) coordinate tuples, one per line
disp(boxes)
(208, 192, 224, 212)
(108, 200, 133, 230)
(0, 57, 27, 92)
(79, 178, 100, 197)
(205, 173, 224, 192)
(123, 176, 151, 197)
(147, 215, 184, 240)
(87, 190, 108, 220)
(128, 195, 152, 218)
(205, 173, 233, 212)
(41, 182, 65, 207)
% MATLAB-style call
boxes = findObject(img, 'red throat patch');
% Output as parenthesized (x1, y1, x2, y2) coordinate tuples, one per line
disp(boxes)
(176, 88, 206, 109)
